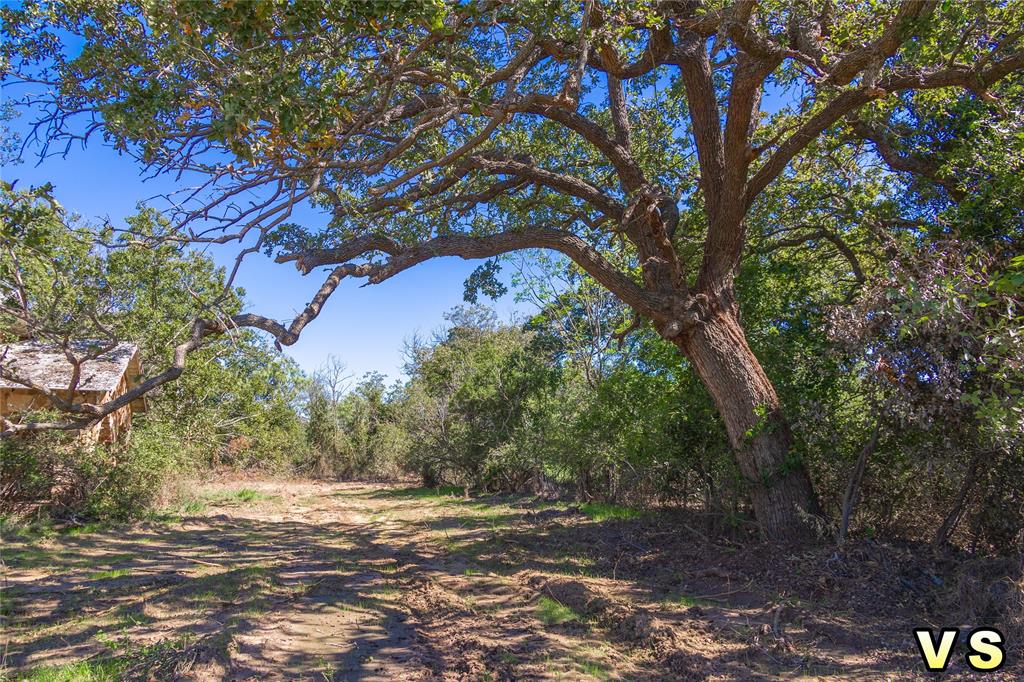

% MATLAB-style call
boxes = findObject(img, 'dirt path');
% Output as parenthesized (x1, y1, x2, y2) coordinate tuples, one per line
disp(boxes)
(1, 480, 1013, 680)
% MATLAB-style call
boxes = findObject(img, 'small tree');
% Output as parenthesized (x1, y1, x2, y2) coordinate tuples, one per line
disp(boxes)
(402, 307, 553, 490)
(303, 356, 351, 476)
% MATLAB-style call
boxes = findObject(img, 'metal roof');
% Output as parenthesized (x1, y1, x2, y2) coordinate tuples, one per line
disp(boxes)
(0, 341, 140, 393)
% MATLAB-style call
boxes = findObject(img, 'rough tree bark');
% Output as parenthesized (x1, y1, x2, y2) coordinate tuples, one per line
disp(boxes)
(677, 308, 821, 541)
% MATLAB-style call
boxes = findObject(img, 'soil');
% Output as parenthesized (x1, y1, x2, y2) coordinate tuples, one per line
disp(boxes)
(1, 479, 1019, 680)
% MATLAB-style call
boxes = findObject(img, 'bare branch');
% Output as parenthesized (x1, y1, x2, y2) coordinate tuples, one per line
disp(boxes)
(277, 228, 669, 321)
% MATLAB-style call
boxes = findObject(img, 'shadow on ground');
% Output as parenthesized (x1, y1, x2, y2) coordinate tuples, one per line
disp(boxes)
(2, 481, 1007, 680)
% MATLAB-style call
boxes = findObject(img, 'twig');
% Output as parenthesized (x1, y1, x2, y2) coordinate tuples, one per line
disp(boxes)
(694, 579, 755, 601)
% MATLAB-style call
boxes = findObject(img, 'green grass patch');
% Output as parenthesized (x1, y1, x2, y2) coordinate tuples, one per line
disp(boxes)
(187, 589, 223, 607)
(88, 568, 132, 580)
(207, 488, 275, 504)
(1, 598, 17, 622)
(15, 659, 124, 681)
(63, 522, 106, 536)
(532, 500, 570, 511)
(574, 657, 611, 680)
(339, 598, 378, 612)
(115, 608, 153, 629)
(1, 516, 57, 541)
(171, 488, 276, 513)
(459, 501, 494, 510)
(233, 488, 269, 503)
(434, 511, 517, 531)
(181, 564, 271, 609)
(178, 499, 208, 515)
(537, 596, 581, 625)
(579, 502, 642, 521)
(372, 485, 463, 499)
(2, 546, 58, 569)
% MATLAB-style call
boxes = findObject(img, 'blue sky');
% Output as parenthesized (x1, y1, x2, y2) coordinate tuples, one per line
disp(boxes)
(3, 120, 526, 380)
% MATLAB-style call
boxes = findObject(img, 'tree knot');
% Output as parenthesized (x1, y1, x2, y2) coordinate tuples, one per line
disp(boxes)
(659, 294, 714, 338)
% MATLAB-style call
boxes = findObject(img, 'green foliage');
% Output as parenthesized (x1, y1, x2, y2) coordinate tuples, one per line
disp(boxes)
(1, 2, 1022, 552)
(827, 242, 1024, 551)
(463, 259, 508, 304)
(399, 306, 557, 490)
(0, 421, 183, 521)
(300, 362, 407, 479)
(0, 185, 305, 518)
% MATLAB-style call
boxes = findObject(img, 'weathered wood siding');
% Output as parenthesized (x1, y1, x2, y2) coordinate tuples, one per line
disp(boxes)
(0, 348, 145, 443)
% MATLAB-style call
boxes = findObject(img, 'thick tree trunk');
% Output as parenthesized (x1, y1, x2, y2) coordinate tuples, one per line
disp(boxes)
(677, 308, 820, 542)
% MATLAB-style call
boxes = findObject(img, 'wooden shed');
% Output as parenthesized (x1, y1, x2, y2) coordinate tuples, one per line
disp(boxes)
(0, 341, 146, 442)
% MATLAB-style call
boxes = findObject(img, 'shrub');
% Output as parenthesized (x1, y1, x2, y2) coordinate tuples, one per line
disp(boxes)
(0, 420, 183, 522)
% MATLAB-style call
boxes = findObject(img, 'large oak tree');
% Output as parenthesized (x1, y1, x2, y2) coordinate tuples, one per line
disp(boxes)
(3, 0, 1023, 539)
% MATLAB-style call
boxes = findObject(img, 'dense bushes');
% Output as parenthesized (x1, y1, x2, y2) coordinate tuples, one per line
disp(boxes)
(4, 239, 1019, 554)
(0, 421, 183, 521)
(1, 393, 305, 523)
(401, 308, 557, 491)
(825, 243, 1024, 551)
(301, 368, 408, 480)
